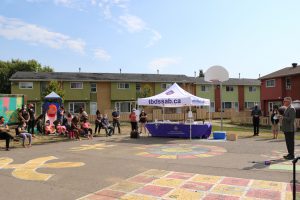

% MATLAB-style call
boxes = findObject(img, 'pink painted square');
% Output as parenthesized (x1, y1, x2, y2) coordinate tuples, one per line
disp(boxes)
(203, 194, 240, 200)
(92, 189, 126, 200)
(166, 172, 195, 180)
(128, 175, 157, 184)
(286, 183, 300, 192)
(220, 177, 250, 187)
(246, 189, 281, 200)
(135, 185, 172, 197)
(181, 181, 213, 191)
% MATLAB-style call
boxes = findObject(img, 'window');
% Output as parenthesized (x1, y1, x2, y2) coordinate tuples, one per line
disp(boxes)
(266, 79, 275, 87)
(70, 82, 83, 89)
(161, 83, 172, 90)
(90, 102, 97, 115)
(115, 101, 135, 113)
(201, 85, 209, 92)
(244, 102, 260, 109)
(118, 83, 129, 89)
(136, 83, 141, 92)
(90, 83, 97, 93)
(210, 102, 215, 112)
(249, 86, 256, 92)
(226, 86, 234, 92)
(222, 102, 239, 111)
(286, 78, 291, 89)
(69, 102, 85, 114)
(19, 82, 33, 89)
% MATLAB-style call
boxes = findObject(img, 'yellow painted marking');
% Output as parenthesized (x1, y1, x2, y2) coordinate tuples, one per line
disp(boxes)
(194, 154, 211, 158)
(152, 178, 183, 187)
(162, 147, 193, 153)
(142, 169, 169, 177)
(0, 156, 84, 181)
(212, 184, 245, 197)
(136, 152, 150, 156)
(158, 155, 177, 159)
(168, 188, 203, 199)
(121, 194, 157, 200)
(69, 143, 115, 151)
(192, 174, 222, 184)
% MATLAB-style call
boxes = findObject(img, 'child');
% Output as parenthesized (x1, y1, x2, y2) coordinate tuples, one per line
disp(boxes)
(56, 121, 67, 135)
(71, 116, 81, 140)
(44, 120, 56, 135)
(82, 118, 93, 139)
(17, 122, 32, 147)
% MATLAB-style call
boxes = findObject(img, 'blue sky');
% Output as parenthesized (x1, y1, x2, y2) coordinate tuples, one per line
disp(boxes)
(1, 0, 300, 79)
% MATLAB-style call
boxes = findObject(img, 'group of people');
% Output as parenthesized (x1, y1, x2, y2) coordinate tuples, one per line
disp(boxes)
(251, 97, 296, 160)
(129, 108, 148, 134)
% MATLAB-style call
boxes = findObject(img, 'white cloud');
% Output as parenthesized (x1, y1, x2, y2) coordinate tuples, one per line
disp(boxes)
(0, 15, 85, 54)
(149, 57, 181, 72)
(119, 14, 146, 33)
(94, 48, 111, 61)
(146, 29, 162, 48)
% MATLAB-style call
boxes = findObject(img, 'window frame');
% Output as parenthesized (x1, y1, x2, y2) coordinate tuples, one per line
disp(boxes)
(69, 102, 85, 114)
(70, 82, 83, 89)
(19, 82, 33, 89)
(266, 79, 275, 88)
(90, 83, 97, 93)
(248, 86, 256, 92)
(90, 102, 97, 115)
(201, 85, 209, 92)
(161, 83, 172, 90)
(117, 83, 130, 89)
(225, 86, 234, 92)
(285, 77, 291, 90)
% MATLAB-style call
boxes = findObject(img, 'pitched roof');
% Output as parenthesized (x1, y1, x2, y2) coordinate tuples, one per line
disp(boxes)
(190, 77, 260, 86)
(10, 71, 260, 85)
(259, 65, 300, 79)
(10, 71, 191, 83)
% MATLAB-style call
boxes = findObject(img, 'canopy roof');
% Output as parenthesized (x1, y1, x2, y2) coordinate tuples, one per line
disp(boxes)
(45, 91, 61, 99)
(138, 83, 210, 107)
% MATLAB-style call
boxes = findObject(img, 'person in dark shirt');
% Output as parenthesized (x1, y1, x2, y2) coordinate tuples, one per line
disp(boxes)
(251, 104, 262, 136)
(0, 116, 15, 151)
(27, 104, 35, 136)
(112, 108, 121, 134)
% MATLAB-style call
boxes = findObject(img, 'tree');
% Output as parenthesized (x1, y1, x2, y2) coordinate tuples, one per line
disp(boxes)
(0, 59, 54, 93)
(41, 80, 65, 101)
(137, 84, 153, 98)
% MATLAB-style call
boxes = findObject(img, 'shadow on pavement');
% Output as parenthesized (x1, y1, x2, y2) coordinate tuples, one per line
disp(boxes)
(243, 158, 287, 170)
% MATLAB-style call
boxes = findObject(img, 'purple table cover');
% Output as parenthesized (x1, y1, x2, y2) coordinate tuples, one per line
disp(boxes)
(145, 123, 212, 139)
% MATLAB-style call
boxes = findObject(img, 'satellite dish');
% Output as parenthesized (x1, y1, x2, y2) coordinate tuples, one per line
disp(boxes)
(204, 65, 229, 82)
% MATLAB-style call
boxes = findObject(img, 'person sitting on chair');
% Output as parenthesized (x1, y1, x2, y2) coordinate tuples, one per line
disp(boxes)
(101, 114, 113, 136)
(0, 116, 15, 151)
(17, 122, 32, 148)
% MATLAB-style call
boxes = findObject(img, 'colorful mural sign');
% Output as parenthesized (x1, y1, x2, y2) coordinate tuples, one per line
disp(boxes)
(0, 156, 84, 181)
(0, 95, 24, 124)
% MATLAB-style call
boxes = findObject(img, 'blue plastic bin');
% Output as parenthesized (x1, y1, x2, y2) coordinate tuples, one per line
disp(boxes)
(213, 131, 226, 140)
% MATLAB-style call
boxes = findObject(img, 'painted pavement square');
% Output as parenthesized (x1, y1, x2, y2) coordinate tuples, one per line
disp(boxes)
(79, 169, 300, 200)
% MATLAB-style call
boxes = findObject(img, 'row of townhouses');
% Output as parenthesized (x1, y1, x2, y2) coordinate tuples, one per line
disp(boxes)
(9, 63, 300, 116)
(9, 72, 260, 116)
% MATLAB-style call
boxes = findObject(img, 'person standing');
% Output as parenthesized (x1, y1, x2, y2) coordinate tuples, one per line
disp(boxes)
(270, 105, 280, 139)
(251, 104, 262, 136)
(94, 110, 102, 135)
(27, 104, 35, 136)
(139, 110, 147, 134)
(281, 97, 296, 160)
(19, 104, 29, 126)
(129, 109, 138, 132)
(112, 108, 121, 134)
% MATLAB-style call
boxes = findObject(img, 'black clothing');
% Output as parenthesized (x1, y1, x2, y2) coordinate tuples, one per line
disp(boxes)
(251, 107, 262, 136)
(0, 131, 14, 149)
(28, 108, 35, 135)
(112, 111, 121, 134)
(139, 112, 147, 123)
(131, 122, 138, 131)
(284, 131, 294, 158)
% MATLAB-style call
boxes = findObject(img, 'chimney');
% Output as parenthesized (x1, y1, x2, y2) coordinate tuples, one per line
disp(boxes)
(79, 67, 81, 72)
(157, 69, 159, 74)
(292, 63, 297, 68)
(120, 68, 122, 74)
(194, 71, 196, 78)
(259, 74, 261, 78)
(239, 73, 240, 79)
